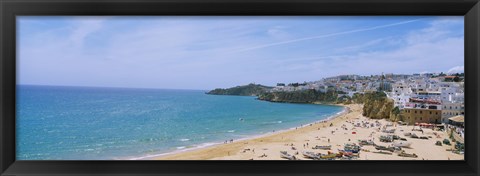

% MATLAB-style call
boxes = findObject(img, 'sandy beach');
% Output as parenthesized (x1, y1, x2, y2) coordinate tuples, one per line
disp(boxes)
(152, 104, 464, 160)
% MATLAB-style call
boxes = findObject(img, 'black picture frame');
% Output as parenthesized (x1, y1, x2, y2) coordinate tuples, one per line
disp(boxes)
(1, 0, 479, 176)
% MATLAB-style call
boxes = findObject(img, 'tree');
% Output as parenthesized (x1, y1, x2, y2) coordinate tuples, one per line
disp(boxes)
(454, 76, 460, 82)
(392, 106, 400, 115)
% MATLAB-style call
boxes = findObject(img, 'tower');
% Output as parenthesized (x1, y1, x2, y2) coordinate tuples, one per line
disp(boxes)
(380, 72, 385, 91)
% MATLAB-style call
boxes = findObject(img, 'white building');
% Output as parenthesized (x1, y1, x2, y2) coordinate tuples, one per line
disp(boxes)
(408, 79, 428, 93)
(441, 102, 464, 123)
(388, 81, 413, 109)
(413, 91, 442, 102)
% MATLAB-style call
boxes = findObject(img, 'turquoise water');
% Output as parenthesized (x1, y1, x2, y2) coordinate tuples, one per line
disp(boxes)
(16, 85, 344, 160)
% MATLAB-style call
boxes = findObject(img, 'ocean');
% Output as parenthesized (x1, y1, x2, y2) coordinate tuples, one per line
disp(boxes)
(16, 85, 344, 160)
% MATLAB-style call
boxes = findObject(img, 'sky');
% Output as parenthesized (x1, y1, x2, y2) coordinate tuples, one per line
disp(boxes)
(17, 16, 464, 90)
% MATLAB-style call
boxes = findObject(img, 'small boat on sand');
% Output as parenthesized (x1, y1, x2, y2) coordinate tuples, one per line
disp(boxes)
(280, 151, 296, 160)
(393, 141, 412, 148)
(358, 140, 375, 146)
(312, 145, 332, 150)
(302, 151, 320, 159)
(419, 136, 429, 140)
(383, 129, 395, 133)
(344, 143, 361, 153)
(443, 139, 451, 145)
(411, 133, 419, 138)
(320, 153, 337, 159)
(398, 151, 418, 158)
(338, 150, 359, 158)
(373, 151, 393, 155)
(380, 135, 394, 142)
(375, 145, 398, 152)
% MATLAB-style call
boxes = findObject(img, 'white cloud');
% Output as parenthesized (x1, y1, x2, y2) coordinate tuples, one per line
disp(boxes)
(290, 18, 464, 77)
(69, 18, 106, 46)
(267, 26, 291, 40)
(448, 66, 464, 73)
(405, 18, 462, 45)
(234, 18, 423, 53)
(333, 37, 391, 53)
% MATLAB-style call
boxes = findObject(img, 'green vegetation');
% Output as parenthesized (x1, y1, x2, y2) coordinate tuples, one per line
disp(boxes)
(206, 83, 273, 96)
(257, 89, 345, 104)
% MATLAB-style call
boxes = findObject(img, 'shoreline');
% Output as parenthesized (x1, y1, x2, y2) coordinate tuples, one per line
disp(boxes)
(146, 104, 353, 160)
(133, 105, 349, 160)
(149, 103, 463, 160)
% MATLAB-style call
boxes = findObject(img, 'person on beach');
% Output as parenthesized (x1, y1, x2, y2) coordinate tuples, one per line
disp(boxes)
(328, 138, 330, 143)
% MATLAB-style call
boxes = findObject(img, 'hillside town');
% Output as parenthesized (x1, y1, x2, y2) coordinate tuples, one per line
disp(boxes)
(200, 71, 465, 160)
(272, 72, 465, 140)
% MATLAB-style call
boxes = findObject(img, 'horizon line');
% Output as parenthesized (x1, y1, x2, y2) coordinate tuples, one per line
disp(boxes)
(16, 84, 210, 92)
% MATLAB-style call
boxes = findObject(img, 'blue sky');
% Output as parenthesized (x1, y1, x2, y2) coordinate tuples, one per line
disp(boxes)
(17, 16, 464, 90)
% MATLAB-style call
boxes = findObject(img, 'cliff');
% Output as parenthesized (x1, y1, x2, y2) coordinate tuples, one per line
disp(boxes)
(257, 89, 342, 104)
(359, 92, 399, 120)
(210, 86, 399, 121)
